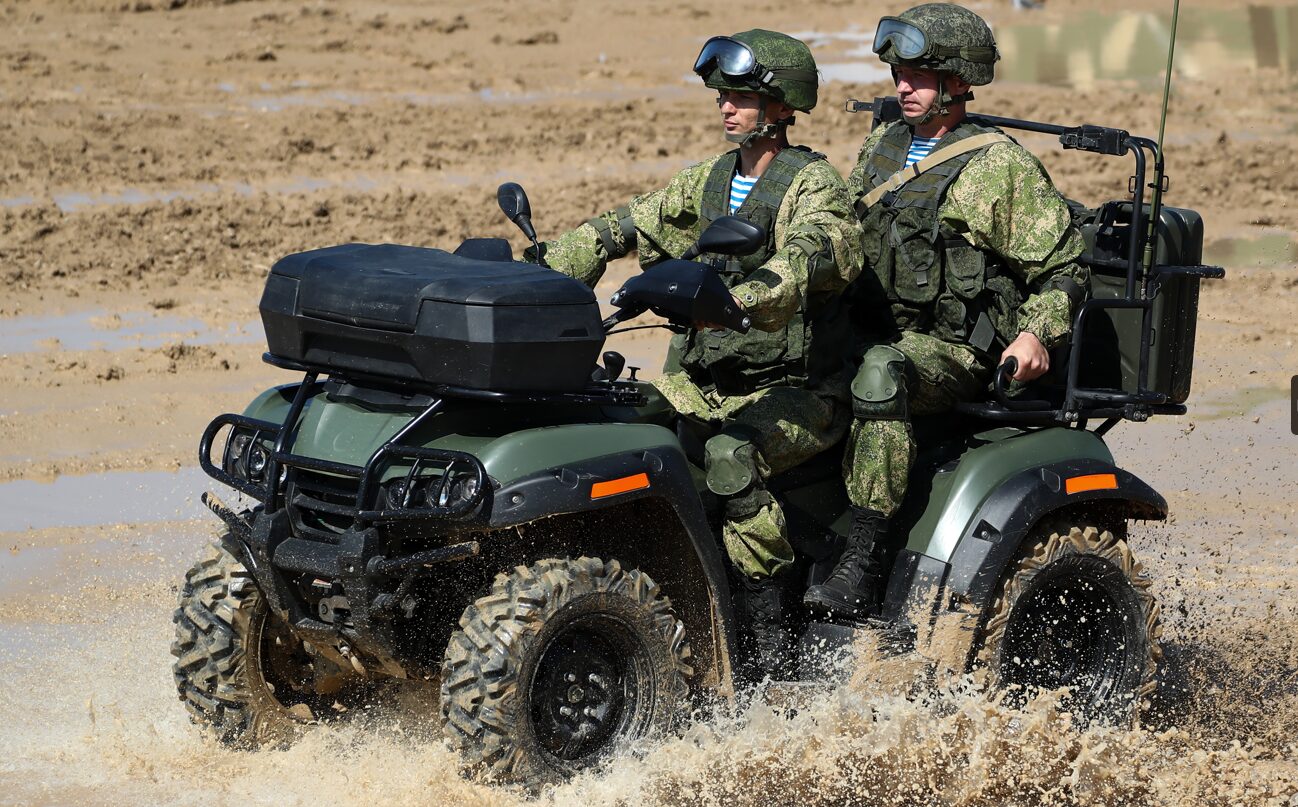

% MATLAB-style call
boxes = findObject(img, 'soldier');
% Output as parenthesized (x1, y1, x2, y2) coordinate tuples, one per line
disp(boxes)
(803, 3, 1089, 619)
(529, 30, 862, 676)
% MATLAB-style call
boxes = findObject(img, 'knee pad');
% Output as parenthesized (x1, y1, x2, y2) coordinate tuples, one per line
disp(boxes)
(705, 427, 762, 497)
(852, 344, 909, 420)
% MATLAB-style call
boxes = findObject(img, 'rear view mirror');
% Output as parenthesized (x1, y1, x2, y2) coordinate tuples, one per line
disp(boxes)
(681, 215, 766, 261)
(496, 182, 539, 252)
(496, 182, 532, 224)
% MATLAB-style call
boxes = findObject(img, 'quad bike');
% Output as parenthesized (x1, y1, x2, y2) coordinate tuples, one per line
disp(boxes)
(172, 100, 1222, 784)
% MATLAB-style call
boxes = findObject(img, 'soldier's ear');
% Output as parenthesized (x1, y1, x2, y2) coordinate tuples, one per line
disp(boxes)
(767, 101, 794, 122)
(947, 75, 972, 96)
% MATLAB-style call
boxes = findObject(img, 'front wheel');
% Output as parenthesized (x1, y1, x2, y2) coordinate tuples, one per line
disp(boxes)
(978, 523, 1162, 725)
(171, 541, 335, 746)
(440, 557, 693, 785)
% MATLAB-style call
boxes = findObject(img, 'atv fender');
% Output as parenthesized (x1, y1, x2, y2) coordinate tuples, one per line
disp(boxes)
(944, 458, 1167, 611)
(881, 427, 1162, 630)
(482, 424, 739, 693)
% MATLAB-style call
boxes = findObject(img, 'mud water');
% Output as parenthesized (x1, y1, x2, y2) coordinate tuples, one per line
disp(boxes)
(2, 0, 1297, 804)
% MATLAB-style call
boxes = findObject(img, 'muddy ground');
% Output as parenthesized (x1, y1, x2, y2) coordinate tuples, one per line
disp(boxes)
(1, 0, 1296, 804)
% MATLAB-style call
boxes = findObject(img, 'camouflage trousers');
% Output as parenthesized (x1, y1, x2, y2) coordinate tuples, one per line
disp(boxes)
(843, 332, 992, 515)
(655, 371, 850, 579)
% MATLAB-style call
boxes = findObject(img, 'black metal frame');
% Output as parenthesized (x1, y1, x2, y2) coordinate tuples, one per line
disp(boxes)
(263, 353, 647, 407)
(198, 374, 490, 529)
(849, 97, 1225, 428)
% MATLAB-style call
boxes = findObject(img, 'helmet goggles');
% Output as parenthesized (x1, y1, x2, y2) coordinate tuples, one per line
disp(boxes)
(873, 18, 929, 60)
(872, 16, 998, 64)
(693, 36, 775, 88)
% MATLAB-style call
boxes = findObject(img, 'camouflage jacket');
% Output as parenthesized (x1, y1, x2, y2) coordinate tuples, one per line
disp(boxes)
(537, 151, 863, 332)
(849, 121, 1088, 349)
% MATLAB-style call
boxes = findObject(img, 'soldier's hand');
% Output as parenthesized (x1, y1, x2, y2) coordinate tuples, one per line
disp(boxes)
(1000, 332, 1050, 381)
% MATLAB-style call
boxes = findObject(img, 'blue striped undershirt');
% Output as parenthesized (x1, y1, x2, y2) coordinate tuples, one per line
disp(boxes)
(729, 174, 758, 213)
(906, 136, 941, 168)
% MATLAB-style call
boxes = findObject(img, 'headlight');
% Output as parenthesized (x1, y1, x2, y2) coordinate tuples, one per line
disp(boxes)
(247, 444, 268, 479)
(440, 474, 480, 508)
(383, 478, 415, 508)
(223, 429, 272, 483)
(223, 432, 251, 478)
(382, 470, 483, 511)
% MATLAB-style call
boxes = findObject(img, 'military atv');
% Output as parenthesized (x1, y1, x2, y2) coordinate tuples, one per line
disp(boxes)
(173, 102, 1221, 784)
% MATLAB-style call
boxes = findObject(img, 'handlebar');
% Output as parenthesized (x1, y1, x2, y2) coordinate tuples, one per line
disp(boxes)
(607, 259, 752, 335)
(993, 355, 1055, 412)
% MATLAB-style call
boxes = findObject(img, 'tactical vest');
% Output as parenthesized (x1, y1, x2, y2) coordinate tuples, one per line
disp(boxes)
(856, 121, 1025, 354)
(672, 146, 849, 396)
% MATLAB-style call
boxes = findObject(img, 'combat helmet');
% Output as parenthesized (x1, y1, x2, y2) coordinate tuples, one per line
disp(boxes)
(693, 29, 818, 145)
(873, 3, 999, 124)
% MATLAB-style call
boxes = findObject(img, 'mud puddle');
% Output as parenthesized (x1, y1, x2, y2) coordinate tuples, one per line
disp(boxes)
(232, 82, 693, 114)
(0, 309, 260, 355)
(0, 467, 211, 533)
(1, 157, 692, 214)
(102, 80, 694, 119)
(0, 524, 203, 599)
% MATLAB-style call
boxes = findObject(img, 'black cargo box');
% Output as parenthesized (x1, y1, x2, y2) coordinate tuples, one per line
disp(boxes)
(1075, 203, 1204, 405)
(260, 243, 605, 393)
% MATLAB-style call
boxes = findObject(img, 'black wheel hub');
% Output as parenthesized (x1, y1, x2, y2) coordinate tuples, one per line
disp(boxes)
(1001, 557, 1136, 717)
(254, 610, 324, 715)
(529, 615, 642, 763)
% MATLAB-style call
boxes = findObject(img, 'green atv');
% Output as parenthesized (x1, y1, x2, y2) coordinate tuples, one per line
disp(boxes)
(172, 101, 1222, 784)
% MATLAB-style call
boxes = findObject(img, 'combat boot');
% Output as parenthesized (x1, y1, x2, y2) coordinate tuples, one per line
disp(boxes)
(802, 507, 891, 621)
(737, 573, 795, 680)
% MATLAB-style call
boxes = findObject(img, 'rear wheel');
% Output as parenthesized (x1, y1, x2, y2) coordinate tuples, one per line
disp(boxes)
(440, 557, 693, 785)
(171, 541, 333, 746)
(978, 523, 1162, 724)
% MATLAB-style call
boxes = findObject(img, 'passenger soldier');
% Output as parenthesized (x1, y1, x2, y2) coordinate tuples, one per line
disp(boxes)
(804, 3, 1090, 619)
(530, 30, 862, 675)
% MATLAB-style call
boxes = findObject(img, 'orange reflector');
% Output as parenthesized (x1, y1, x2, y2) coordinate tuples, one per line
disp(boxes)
(590, 472, 650, 499)
(1065, 473, 1118, 495)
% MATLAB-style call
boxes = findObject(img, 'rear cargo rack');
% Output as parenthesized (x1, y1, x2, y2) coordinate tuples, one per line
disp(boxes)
(848, 96, 1226, 429)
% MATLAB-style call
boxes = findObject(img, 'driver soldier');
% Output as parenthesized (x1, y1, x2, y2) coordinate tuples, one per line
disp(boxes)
(803, 3, 1090, 620)
(528, 30, 862, 677)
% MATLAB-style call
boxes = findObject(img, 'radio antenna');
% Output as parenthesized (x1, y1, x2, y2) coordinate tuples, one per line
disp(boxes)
(1142, 0, 1181, 278)
(1156, 0, 1181, 156)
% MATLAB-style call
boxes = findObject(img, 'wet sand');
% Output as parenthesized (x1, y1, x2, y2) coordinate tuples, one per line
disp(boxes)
(2, 0, 1297, 804)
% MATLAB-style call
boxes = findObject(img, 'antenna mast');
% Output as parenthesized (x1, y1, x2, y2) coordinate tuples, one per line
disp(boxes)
(1143, 0, 1181, 278)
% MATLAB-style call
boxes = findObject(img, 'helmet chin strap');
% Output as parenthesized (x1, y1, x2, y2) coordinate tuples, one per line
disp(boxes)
(724, 94, 789, 147)
(898, 70, 975, 128)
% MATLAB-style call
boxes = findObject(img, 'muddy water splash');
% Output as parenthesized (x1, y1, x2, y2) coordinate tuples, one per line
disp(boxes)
(3, 576, 1296, 807)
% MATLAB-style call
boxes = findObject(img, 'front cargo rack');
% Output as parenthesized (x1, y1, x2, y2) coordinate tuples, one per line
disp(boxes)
(263, 353, 648, 407)
(198, 371, 489, 529)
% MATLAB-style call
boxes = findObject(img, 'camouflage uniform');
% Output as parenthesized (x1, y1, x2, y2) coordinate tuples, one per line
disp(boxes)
(540, 152, 862, 578)
(805, 2, 1089, 621)
(843, 123, 1089, 514)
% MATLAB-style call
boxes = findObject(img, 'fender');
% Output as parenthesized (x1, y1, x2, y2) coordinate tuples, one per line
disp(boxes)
(944, 457, 1166, 611)
(882, 426, 1163, 628)
(488, 440, 739, 688)
(905, 426, 1118, 561)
